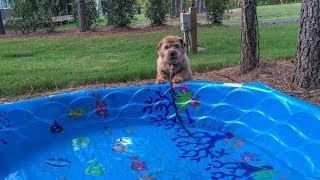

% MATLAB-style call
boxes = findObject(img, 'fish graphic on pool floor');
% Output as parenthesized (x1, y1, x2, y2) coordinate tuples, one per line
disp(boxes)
(129, 156, 147, 172)
(49, 120, 64, 134)
(44, 158, 71, 167)
(93, 93, 108, 118)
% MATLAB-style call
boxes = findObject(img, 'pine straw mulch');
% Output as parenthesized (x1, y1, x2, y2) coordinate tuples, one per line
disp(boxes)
(1, 60, 319, 107)
(0, 24, 179, 40)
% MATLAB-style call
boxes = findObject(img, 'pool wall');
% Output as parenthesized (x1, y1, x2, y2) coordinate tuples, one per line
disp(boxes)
(1, 81, 320, 178)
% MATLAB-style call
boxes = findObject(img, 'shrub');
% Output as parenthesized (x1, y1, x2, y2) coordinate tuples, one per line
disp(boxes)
(203, 0, 231, 24)
(36, 0, 55, 31)
(145, 0, 169, 26)
(106, 0, 135, 27)
(8, 0, 55, 33)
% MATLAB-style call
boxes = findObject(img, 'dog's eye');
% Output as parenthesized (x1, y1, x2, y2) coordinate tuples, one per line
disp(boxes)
(164, 46, 169, 49)
(174, 44, 179, 48)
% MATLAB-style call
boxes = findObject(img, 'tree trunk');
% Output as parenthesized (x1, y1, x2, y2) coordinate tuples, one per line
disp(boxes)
(197, 0, 202, 13)
(292, 0, 320, 90)
(175, 0, 181, 17)
(97, 0, 103, 16)
(138, 7, 141, 14)
(201, 0, 204, 12)
(106, 0, 113, 25)
(30, 0, 37, 32)
(240, 0, 259, 74)
(78, 0, 89, 32)
(181, 0, 186, 10)
(0, 10, 5, 35)
(32, 15, 37, 32)
(191, 0, 196, 7)
(171, 0, 175, 18)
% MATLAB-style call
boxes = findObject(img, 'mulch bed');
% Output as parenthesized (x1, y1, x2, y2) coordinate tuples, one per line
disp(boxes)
(0, 24, 179, 40)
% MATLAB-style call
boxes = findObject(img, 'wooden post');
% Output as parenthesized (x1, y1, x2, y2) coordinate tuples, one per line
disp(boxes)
(190, 7, 197, 54)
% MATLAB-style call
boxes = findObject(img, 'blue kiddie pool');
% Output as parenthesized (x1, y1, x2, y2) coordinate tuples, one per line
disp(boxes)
(1, 81, 320, 179)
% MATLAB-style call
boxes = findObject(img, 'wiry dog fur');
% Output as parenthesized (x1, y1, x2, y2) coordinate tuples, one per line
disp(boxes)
(156, 35, 192, 84)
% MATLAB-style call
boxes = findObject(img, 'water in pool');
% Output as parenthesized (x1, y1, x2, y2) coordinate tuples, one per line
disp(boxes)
(2, 119, 301, 180)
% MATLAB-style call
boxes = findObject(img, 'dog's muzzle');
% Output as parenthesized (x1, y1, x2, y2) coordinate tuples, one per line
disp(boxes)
(169, 51, 178, 61)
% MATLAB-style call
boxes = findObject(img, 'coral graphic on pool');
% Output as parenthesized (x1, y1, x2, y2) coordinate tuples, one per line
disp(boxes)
(175, 84, 200, 111)
(85, 159, 105, 176)
(1, 81, 320, 180)
(68, 105, 91, 119)
(0, 111, 10, 145)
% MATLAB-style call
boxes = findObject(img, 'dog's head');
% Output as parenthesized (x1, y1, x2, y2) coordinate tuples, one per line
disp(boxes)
(156, 36, 186, 65)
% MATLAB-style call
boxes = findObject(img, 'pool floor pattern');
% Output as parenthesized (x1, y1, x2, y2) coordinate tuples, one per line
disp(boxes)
(2, 122, 299, 180)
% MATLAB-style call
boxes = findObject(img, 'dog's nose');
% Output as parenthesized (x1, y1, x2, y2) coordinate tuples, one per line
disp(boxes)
(170, 51, 176, 57)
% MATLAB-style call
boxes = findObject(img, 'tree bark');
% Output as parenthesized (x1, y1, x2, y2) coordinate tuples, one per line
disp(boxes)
(197, 0, 203, 13)
(137, 7, 141, 14)
(292, 0, 320, 90)
(106, 0, 113, 25)
(191, 0, 196, 7)
(240, 0, 259, 74)
(0, 10, 5, 35)
(171, 0, 175, 18)
(78, 0, 89, 32)
(181, 0, 187, 10)
(175, 0, 181, 17)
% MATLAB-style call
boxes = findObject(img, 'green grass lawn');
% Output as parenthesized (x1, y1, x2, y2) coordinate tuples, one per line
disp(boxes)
(0, 24, 298, 98)
(221, 3, 301, 23)
(134, 14, 148, 22)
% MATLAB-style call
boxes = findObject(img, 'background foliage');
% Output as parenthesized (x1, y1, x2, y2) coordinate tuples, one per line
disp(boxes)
(204, 0, 232, 24)
(8, 0, 56, 33)
(106, 0, 135, 27)
(145, 0, 170, 26)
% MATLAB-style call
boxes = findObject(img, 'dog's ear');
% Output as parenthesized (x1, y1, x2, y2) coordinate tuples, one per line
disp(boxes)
(156, 41, 163, 51)
(179, 38, 186, 49)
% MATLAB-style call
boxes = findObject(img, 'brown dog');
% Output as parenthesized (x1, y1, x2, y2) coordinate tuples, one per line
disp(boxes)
(156, 36, 192, 84)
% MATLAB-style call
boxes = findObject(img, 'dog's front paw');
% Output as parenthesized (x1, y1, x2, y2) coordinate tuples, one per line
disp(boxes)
(172, 76, 183, 83)
(156, 78, 166, 84)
